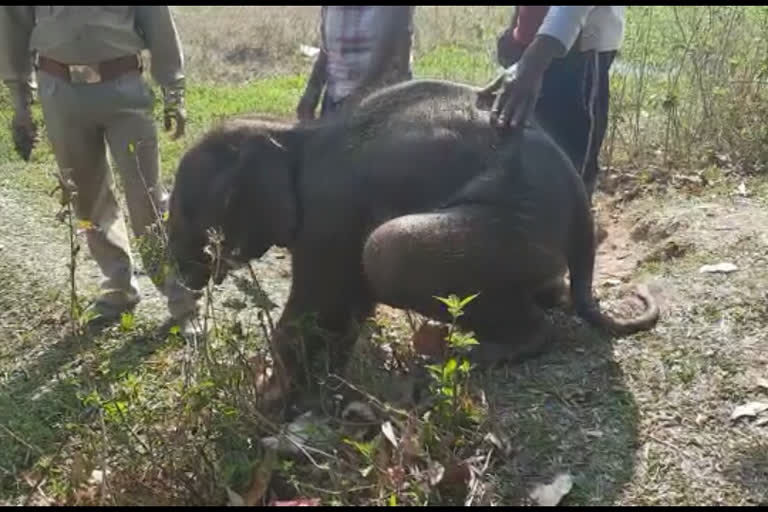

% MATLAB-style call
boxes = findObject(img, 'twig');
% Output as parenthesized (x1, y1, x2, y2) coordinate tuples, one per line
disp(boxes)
(647, 433, 684, 455)
(0, 422, 44, 455)
(465, 448, 493, 507)
(98, 408, 112, 505)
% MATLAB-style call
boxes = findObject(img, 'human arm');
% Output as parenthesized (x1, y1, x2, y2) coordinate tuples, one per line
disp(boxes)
(296, 50, 327, 121)
(497, 6, 551, 67)
(135, 5, 187, 138)
(480, 6, 595, 129)
(0, 6, 38, 160)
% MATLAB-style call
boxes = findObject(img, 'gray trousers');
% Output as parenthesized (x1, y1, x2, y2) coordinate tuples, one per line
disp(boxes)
(37, 69, 198, 319)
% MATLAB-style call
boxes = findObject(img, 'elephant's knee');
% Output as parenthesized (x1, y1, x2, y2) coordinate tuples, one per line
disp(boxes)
(362, 223, 403, 300)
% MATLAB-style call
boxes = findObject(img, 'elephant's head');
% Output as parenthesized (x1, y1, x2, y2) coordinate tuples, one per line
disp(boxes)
(167, 118, 305, 290)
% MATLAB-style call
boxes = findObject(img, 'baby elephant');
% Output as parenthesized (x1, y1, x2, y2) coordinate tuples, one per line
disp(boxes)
(167, 79, 659, 402)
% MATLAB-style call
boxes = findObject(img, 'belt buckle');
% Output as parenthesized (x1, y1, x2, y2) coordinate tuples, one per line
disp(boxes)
(68, 64, 102, 84)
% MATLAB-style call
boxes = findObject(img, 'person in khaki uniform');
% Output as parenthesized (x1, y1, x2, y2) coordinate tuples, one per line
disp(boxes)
(0, 6, 202, 336)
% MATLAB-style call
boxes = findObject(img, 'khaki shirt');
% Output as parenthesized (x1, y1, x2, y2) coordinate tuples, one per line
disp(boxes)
(0, 6, 185, 88)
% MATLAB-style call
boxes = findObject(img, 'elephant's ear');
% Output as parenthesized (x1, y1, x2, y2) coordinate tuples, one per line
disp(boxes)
(226, 129, 301, 253)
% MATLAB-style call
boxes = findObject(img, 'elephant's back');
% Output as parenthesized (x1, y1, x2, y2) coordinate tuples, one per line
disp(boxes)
(354, 79, 487, 127)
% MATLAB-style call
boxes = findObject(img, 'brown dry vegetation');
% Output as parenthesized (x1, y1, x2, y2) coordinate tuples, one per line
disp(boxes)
(1, 5, 767, 506)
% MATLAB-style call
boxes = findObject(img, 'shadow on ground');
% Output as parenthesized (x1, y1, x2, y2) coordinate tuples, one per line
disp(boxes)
(0, 266, 169, 501)
(476, 315, 639, 506)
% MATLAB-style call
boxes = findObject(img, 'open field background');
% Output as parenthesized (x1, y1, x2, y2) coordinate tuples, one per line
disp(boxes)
(0, 6, 767, 506)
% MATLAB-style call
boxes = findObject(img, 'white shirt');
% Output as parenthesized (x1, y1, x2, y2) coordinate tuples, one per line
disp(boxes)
(321, 6, 413, 102)
(537, 6, 625, 54)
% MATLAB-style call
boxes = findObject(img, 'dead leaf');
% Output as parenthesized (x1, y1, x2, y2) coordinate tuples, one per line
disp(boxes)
(755, 417, 768, 427)
(699, 262, 739, 274)
(584, 429, 604, 438)
(226, 487, 246, 507)
(529, 472, 574, 506)
(242, 448, 277, 506)
(87, 469, 106, 486)
(261, 412, 333, 457)
(381, 421, 399, 449)
(412, 321, 448, 358)
(443, 460, 471, 486)
(438, 460, 472, 500)
(756, 378, 768, 391)
(730, 401, 768, 421)
(299, 44, 320, 58)
(427, 461, 445, 486)
(483, 432, 512, 456)
(270, 498, 321, 506)
(386, 466, 406, 488)
(737, 181, 748, 197)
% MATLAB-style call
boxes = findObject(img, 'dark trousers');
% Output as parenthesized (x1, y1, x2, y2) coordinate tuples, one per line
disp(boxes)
(535, 50, 617, 200)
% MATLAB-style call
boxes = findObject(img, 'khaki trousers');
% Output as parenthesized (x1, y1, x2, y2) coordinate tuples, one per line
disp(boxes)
(37, 69, 198, 319)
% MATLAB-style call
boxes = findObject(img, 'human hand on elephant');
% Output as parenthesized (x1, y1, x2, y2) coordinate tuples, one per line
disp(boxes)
(479, 34, 565, 131)
(478, 62, 543, 131)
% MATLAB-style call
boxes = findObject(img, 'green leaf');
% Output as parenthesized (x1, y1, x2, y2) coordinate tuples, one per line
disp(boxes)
(120, 311, 135, 332)
(433, 295, 458, 309)
(389, 493, 397, 506)
(444, 358, 458, 379)
(103, 400, 128, 419)
(425, 364, 443, 378)
(343, 439, 373, 460)
(459, 293, 480, 308)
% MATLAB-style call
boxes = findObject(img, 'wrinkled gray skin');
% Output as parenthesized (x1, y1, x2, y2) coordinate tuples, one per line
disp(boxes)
(168, 79, 659, 400)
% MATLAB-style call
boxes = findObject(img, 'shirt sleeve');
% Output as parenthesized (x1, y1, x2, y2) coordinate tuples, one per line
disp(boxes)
(513, 6, 550, 46)
(135, 6, 185, 89)
(536, 6, 595, 54)
(0, 6, 35, 83)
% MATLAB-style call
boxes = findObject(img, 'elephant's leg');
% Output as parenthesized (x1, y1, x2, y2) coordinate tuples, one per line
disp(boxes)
(265, 246, 375, 410)
(533, 275, 571, 310)
(362, 205, 565, 364)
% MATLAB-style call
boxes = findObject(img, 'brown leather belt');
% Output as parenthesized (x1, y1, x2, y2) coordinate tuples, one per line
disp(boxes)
(37, 54, 141, 84)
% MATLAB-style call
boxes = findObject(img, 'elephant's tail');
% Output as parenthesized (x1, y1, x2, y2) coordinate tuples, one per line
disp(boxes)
(573, 284, 660, 336)
(567, 185, 660, 336)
